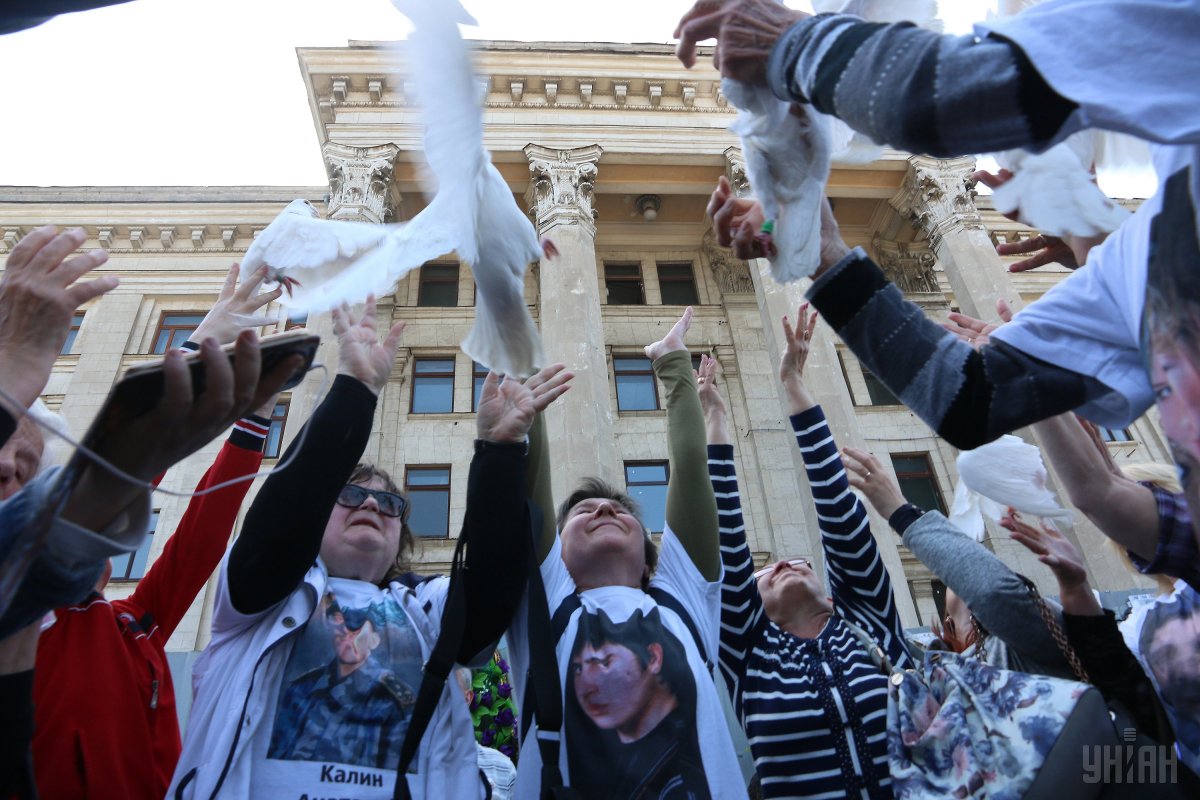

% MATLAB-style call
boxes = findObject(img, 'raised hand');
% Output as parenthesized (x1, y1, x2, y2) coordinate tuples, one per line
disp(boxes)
(841, 446, 907, 521)
(695, 353, 727, 418)
(941, 299, 1014, 350)
(674, 0, 808, 83)
(645, 306, 694, 362)
(0, 226, 118, 411)
(1002, 509, 1089, 590)
(780, 303, 818, 384)
(973, 169, 1108, 272)
(477, 362, 573, 444)
(332, 295, 406, 396)
(190, 264, 282, 346)
(708, 176, 773, 260)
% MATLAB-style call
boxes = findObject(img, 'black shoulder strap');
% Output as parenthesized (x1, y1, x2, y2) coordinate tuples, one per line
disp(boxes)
(523, 503, 574, 800)
(392, 529, 470, 800)
(648, 587, 710, 670)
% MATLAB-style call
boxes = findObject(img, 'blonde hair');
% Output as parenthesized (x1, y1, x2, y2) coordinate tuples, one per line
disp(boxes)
(23, 399, 70, 472)
(1120, 462, 1182, 494)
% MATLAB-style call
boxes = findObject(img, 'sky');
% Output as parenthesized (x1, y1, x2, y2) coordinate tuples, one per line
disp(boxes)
(0, 0, 1151, 197)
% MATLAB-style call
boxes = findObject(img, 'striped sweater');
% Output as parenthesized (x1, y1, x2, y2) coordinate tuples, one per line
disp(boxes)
(709, 406, 912, 800)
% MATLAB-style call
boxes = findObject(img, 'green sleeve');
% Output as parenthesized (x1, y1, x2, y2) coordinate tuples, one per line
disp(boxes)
(655, 350, 720, 580)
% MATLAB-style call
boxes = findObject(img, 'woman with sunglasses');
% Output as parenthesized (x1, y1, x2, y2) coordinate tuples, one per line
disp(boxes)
(700, 305, 913, 800)
(169, 297, 572, 800)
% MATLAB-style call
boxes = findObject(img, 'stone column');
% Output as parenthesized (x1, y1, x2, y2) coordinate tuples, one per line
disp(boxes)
(890, 155, 1115, 593)
(322, 142, 402, 224)
(524, 143, 617, 492)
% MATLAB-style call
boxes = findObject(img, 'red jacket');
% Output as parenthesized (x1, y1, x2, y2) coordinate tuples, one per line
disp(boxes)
(32, 419, 267, 800)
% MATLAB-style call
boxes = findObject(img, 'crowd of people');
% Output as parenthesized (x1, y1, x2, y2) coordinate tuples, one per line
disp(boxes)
(1, 0, 1199, 798)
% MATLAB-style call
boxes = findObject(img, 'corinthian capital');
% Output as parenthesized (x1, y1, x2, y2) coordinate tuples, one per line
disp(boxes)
(323, 142, 402, 224)
(523, 144, 603, 235)
(890, 155, 983, 250)
(723, 146, 751, 198)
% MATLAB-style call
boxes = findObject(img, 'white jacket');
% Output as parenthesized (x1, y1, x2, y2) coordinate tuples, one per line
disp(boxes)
(168, 556, 484, 800)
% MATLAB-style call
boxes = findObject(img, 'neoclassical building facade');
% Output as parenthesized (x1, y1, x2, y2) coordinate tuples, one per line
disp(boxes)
(0, 41, 1165, 662)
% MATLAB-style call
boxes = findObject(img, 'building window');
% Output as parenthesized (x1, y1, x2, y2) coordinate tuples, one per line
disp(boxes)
(411, 357, 456, 413)
(625, 461, 669, 534)
(111, 509, 158, 581)
(1098, 426, 1134, 443)
(472, 361, 489, 411)
(614, 356, 658, 411)
(285, 312, 308, 331)
(890, 453, 947, 515)
(418, 263, 460, 307)
(152, 312, 207, 354)
(862, 368, 900, 406)
(61, 313, 85, 355)
(265, 399, 289, 459)
(406, 466, 451, 538)
(604, 263, 645, 305)
(657, 262, 699, 306)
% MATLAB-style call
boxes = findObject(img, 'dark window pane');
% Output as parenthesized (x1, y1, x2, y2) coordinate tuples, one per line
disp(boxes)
(891, 454, 946, 515)
(265, 401, 289, 459)
(626, 464, 668, 484)
(407, 467, 450, 486)
(614, 357, 650, 371)
(1099, 426, 1134, 443)
(153, 313, 206, 354)
(111, 510, 158, 581)
(862, 370, 900, 405)
(472, 362, 488, 411)
(607, 281, 645, 305)
(657, 262, 698, 306)
(418, 265, 460, 307)
(408, 490, 450, 537)
(61, 313, 85, 355)
(605, 264, 640, 278)
(412, 377, 453, 413)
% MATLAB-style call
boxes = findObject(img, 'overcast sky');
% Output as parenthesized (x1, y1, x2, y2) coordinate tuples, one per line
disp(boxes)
(0, 0, 1150, 197)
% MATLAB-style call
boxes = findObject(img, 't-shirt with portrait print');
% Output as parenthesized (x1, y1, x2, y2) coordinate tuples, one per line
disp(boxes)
(507, 527, 747, 800)
(1135, 583, 1200, 775)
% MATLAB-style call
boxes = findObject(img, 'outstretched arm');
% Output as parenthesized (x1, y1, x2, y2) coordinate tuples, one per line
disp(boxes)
(646, 307, 720, 580)
(228, 298, 404, 615)
(697, 355, 763, 694)
(523, 364, 574, 563)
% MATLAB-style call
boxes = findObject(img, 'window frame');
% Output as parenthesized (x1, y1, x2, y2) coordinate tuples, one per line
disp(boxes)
(655, 261, 699, 306)
(265, 398, 290, 459)
(1098, 426, 1135, 443)
(861, 367, 901, 406)
(417, 262, 461, 308)
(471, 361, 490, 412)
(604, 262, 646, 306)
(404, 465, 453, 539)
(410, 356, 457, 414)
(151, 311, 207, 354)
(110, 509, 159, 582)
(624, 460, 670, 534)
(613, 355, 660, 412)
(61, 312, 85, 355)
(890, 452, 948, 515)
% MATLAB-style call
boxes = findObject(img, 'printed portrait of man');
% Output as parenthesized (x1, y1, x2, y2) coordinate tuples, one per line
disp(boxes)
(565, 607, 710, 800)
(1139, 588, 1200, 771)
(268, 595, 418, 769)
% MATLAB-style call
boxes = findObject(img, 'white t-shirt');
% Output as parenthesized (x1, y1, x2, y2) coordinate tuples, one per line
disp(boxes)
(508, 527, 746, 800)
(992, 144, 1200, 428)
(249, 577, 427, 798)
(1126, 581, 1200, 775)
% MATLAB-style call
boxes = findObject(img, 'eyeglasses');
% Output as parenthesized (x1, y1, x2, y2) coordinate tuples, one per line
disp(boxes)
(336, 484, 408, 518)
(753, 558, 812, 580)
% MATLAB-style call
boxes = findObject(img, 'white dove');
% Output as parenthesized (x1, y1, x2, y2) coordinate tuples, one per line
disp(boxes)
(984, 0, 1150, 238)
(390, 0, 548, 378)
(723, 0, 938, 280)
(948, 434, 1072, 542)
(240, 199, 457, 311)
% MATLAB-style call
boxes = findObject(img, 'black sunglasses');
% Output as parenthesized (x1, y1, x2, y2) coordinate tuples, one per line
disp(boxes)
(336, 484, 408, 518)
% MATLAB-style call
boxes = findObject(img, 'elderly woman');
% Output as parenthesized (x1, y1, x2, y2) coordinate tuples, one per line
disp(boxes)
(700, 305, 913, 800)
(170, 297, 570, 800)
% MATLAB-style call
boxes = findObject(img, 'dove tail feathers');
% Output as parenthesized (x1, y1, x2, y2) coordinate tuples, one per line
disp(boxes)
(461, 299, 545, 380)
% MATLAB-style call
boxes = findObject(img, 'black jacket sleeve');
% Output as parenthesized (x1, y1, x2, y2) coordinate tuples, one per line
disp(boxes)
(227, 375, 377, 615)
(456, 443, 531, 662)
(0, 670, 35, 799)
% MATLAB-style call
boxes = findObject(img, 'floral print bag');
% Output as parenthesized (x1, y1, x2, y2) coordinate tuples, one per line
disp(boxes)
(845, 623, 1119, 799)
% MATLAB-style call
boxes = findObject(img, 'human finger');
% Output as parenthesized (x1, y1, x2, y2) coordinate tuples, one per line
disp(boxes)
(228, 330, 263, 412)
(675, 9, 723, 68)
(217, 264, 240, 300)
(382, 321, 407, 353)
(732, 219, 760, 260)
(64, 274, 120, 307)
(359, 295, 378, 330)
(4, 225, 59, 271)
(841, 446, 877, 471)
(54, 248, 110, 288)
(234, 264, 268, 301)
(997, 235, 1050, 256)
(31, 228, 90, 276)
(159, 348, 194, 428)
(971, 170, 1010, 190)
(707, 176, 733, 219)
(193, 337, 236, 424)
(781, 315, 796, 350)
(479, 370, 501, 402)
(331, 304, 349, 336)
(806, 306, 818, 338)
(995, 298, 1014, 323)
(1007, 249, 1060, 273)
(712, 195, 740, 247)
(534, 380, 572, 411)
(946, 312, 989, 334)
(531, 366, 572, 398)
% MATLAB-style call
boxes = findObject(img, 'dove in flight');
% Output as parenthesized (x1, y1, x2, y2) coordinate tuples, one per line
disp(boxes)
(241, 0, 553, 378)
(723, 0, 938, 280)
